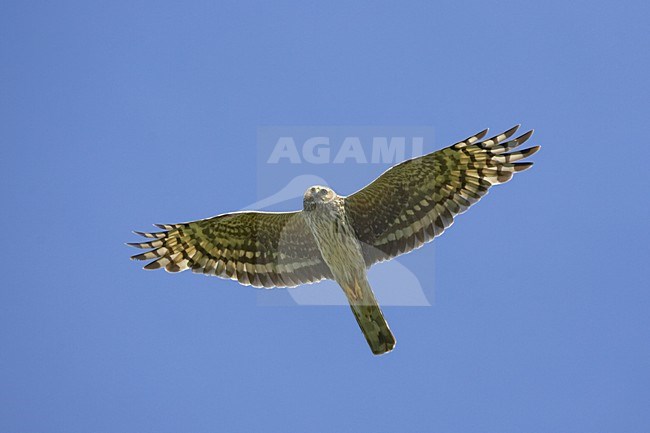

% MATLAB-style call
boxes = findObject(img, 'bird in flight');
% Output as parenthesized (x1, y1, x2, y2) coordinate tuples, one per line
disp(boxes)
(129, 125, 539, 355)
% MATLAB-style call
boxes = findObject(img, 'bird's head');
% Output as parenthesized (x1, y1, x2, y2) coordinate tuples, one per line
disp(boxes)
(303, 185, 337, 211)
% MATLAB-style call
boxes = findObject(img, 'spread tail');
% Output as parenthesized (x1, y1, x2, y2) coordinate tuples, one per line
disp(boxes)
(344, 276, 396, 355)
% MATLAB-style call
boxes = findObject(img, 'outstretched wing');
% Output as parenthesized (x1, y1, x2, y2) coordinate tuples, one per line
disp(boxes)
(344, 125, 540, 266)
(129, 211, 333, 288)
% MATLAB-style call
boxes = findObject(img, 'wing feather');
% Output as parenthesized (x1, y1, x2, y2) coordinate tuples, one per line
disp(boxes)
(129, 211, 333, 288)
(345, 127, 539, 266)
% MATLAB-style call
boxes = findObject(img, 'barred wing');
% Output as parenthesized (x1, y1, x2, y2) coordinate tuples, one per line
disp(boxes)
(129, 211, 333, 288)
(345, 126, 540, 266)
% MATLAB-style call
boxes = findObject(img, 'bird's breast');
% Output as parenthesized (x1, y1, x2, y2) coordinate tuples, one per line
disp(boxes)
(304, 208, 366, 280)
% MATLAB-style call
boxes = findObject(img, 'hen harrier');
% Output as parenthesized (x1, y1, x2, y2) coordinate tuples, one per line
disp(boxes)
(129, 125, 539, 355)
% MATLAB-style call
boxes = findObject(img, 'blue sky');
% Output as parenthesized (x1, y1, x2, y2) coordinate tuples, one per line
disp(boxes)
(1, 1, 649, 432)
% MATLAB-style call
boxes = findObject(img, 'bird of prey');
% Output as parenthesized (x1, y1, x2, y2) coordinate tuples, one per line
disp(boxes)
(129, 125, 539, 355)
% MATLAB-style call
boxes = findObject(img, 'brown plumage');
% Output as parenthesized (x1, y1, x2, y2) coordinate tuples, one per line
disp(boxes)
(129, 125, 539, 355)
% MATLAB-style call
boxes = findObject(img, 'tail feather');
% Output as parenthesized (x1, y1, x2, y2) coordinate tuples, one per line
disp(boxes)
(350, 303, 396, 355)
(344, 276, 396, 355)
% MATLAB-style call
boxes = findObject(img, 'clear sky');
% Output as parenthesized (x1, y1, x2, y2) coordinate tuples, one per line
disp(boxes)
(1, 1, 649, 432)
